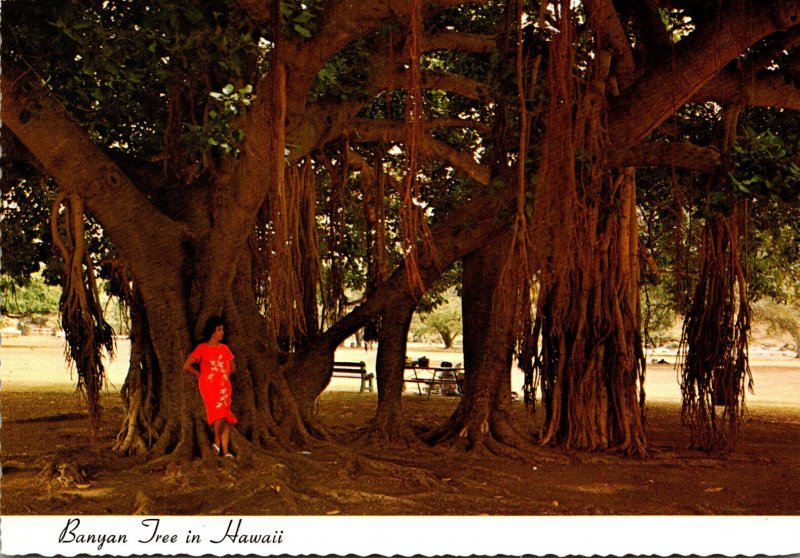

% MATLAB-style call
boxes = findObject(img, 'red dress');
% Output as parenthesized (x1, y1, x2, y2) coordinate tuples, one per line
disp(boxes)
(190, 343, 238, 425)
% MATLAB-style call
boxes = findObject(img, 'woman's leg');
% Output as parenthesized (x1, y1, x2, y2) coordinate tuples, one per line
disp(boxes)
(221, 421, 231, 455)
(214, 419, 224, 448)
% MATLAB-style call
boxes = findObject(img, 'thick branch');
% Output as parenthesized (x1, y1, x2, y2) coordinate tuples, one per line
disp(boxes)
(693, 71, 800, 110)
(294, 0, 492, 70)
(737, 29, 800, 75)
(422, 31, 496, 53)
(607, 141, 721, 173)
(317, 173, 517, 349)
(0, 72, 185, 295)
(609, 4, 800, 145)
(288, 67, 489, 158)
(421, 70, 489, 100)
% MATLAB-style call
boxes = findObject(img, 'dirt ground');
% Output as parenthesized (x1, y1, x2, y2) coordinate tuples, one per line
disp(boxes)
(2, 335, 800, 515)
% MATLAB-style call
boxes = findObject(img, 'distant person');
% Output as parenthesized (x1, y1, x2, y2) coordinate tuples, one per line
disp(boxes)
(183, 316, 237, 458)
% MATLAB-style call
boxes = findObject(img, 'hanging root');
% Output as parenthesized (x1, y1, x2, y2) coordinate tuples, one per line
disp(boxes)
(679, 106, 751, 454)
(399, 0, 439, 296)
(111, 270, 162, 456)
(680, 209, 752, 453)
(527, 4, 647, 457)
(51, 193, 115, 436)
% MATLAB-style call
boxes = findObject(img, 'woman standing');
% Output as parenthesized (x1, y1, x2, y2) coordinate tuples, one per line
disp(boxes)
(183, 316, 237, 458)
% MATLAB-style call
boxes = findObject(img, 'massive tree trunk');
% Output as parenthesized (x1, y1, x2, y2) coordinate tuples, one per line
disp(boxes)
(534, 168, 647, 456)
(529, 5, 647, 456)
(361, 303, 419, 446)
(423, 238, 530, 456)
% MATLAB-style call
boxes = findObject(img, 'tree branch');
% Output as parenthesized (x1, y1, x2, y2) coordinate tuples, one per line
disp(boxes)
(279, 0, 492, 115)
(296, 0, 492, 68)
(607, 141, 721, 173)
(623, 0, 673, 62)
(692, 71, 800, 110)
(0, 71, 186, 294)
(313, 171, 517, 350)
(422, 31, 496, 53)
(421, 70, 489, 100)
(349, 118, 489, 185)
(288, 70, 488, 158)
(609, 3, 800, 145)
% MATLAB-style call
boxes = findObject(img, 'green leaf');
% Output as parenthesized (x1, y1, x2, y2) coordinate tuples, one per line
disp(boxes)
(183, 7, 204, 24)
(293, 24, 312, 38)
(294, 10, 314, 23)
(222, 83, 234, 95)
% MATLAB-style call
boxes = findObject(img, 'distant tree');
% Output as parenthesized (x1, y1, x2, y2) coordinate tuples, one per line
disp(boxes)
(753, 300, 800, 358)
(0, 274, 61, 316)
(417, 300, 462, 348)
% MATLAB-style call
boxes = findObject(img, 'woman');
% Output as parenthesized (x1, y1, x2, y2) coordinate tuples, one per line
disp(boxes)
(183, 316, 237, 458)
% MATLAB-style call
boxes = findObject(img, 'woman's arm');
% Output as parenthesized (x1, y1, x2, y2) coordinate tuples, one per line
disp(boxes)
(229, 357, 236, 374)
(183, 355, 201, 378)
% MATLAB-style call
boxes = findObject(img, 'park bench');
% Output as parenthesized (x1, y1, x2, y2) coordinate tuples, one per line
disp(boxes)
(331, 361, 374, 392)
(21, 325, 56, 336)
(404, 359, 464, 398)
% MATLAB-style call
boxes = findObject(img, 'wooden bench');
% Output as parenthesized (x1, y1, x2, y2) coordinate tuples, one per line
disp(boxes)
(21, 325, 56, 336)
(331, 361, 374, 392)
(404, 361, 464, 398)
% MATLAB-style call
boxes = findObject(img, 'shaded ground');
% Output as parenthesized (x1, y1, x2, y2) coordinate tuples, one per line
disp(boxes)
(2, 336, 799, 515)
(3, 391, 799, 515)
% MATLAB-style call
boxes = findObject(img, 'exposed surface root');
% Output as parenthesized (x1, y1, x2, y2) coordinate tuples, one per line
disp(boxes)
(311, 487, 430, 512)
(353, 416, 426, 450)
(355, 456, 436, 486)
(423, 411, 537, 460)
(7, 391, 797, 516)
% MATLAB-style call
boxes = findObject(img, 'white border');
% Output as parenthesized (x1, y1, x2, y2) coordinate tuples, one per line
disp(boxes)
(2, 515, 800, 556)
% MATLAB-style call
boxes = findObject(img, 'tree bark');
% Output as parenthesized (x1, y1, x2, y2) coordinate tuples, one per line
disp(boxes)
(361, 304, 419, 446)
(423, 238, 530, 456)
(609, 3, 800, 145)
(536, 170, 647, 456)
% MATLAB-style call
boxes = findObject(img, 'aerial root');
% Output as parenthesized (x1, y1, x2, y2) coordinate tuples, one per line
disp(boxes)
(114, 409, 151, 456)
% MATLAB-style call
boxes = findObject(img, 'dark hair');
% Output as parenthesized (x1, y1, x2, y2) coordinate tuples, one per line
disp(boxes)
(202, 316, 225, 341)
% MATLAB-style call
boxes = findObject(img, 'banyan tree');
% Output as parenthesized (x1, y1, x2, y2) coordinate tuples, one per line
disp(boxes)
(4, 0, 800, 467)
